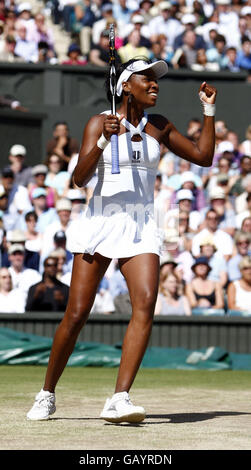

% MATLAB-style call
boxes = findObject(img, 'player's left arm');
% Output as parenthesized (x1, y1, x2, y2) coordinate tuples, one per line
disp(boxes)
(161, 82, 217, 167)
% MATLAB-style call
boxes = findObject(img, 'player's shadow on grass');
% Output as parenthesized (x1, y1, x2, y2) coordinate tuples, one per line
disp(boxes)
(145, 411, 251, 424)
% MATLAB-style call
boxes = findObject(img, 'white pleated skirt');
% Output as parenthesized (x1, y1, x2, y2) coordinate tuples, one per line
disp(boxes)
(67, 208, 162, 259)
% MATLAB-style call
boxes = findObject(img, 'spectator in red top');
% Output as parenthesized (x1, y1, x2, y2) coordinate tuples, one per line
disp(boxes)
(62, 43, 87, 65)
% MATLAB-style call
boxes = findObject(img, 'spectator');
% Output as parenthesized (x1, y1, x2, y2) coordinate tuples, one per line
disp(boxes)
(0, 34, 24, 62)
(0, 167, 32, 229)
(26, 12, 54, 49)
(172, 30, 198, 69)
(90, 281, 116, 314)
(28, 164, 57, 208)
(36, 40, 57, 64)
(236, 36, 251, 71)
(199, 236, 228, 287)
(113, 0, 134, 28)
(228, 231, 251, 282)
(235, 179, 251, 225)
(6, 228, 40, 271)
(165, 188, 201, 233)
(173, 13, 206, 51)
(118, 28, 150, 63)
(149, 33, 173, 65)
(7, 242, 41, 302)
(16, 2, 35, 37)
(14, 22, 38, 62)
(191, 209, 234, 261)
(46, 121, 79, 170)
(40, 197, 73, 263)
(122, 14, 151, 48)
(89, 29, 122, 66)
(65, 188, 86, 220)
(159, 252, 178, 277)
(155, 271, 191, 315)
(62, 43, 87, 65)
(169, 170, 205, 211)
(165, 158, 202, 190)
(28, 187, 56, 234)
(214, 119, 229, 150)
(0, 267, 26, 313)
(225, 46, 240, 72)
(227, 256, 251, 313)
(186, 256, 224, 310)
(8, 144, 33, 187)
(91, 3, 114, 45)
(206, 33, 229, 69)
(239, 124, 251, 157)
(138, 0, 154, 25)
(191, 47, 220, 71)
(229, 155, 251, 196)
(25, 255, 69, 312)
(44, 154, 70, 197)
(240, 215, 251, 234)
(148, 1, 183, 48)
(205, 186, 236, 237)
(49, 247, 68, 281)
(51, 229, 73, 274)
(23, 211, 43, 255)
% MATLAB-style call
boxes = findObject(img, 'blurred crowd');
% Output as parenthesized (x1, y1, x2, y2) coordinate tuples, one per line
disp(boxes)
(0, 117, 251, 315)
(0, 0, 251, 75)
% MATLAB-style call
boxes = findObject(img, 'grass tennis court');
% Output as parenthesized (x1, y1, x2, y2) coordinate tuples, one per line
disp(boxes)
(1, 365, 251, 451)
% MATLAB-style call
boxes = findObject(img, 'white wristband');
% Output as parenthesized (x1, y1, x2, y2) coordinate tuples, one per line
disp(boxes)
(199, 91, 216, 117)
(97, 133, 109, 150)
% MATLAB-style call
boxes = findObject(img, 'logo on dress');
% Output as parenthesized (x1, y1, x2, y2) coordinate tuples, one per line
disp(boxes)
(132, 150, 141, 163)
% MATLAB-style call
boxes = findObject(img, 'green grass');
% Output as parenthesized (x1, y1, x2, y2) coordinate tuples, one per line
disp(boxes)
(1, 365, 251, 394)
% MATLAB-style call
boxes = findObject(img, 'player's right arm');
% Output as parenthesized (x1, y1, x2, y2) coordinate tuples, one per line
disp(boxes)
(73, 113, 123, 187)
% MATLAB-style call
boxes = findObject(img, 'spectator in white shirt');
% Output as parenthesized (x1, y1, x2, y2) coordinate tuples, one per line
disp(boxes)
(0, 267, 26, 313)
(40, 197, 73, 267)
(7, 243, 42, 302)
(14, 22, 38, 62)
(148, 1, 183, 47)
(192, 208, 234, 261)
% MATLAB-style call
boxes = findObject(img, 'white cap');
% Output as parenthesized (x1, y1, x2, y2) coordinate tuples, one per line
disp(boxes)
(180, 171, 196, 186)
(56, 198, 72, 211)
(176, 189, 193, 201)
(215, 0, 230, 4)
(241, 6, 251, 15)
(116, 60, 168, 97)
(9, 144, 26, 156)
(209, 186, 226, 200)
(182, 13, 196, 24)
(159, 1, 171, 10)
(18, 2, 32, 12)
(217, 141, 234, 154)
(8, 243, 25, 255)
(131, 14, 145, 24)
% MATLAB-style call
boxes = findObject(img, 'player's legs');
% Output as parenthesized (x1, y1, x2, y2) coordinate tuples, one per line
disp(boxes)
(43, 252, 111, 392)
(115, 253, 159, 393)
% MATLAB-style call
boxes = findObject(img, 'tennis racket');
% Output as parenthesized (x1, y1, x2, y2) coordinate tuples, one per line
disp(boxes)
(109, 24, 120, 174)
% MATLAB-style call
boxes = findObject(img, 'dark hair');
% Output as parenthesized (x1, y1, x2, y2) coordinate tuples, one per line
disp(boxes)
(53, 121, 68, 129)
(104, 56, 151, 105)
(25, 210, 38, 222)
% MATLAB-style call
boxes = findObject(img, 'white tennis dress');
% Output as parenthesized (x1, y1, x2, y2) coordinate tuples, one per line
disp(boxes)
(68, 112, 163, 259)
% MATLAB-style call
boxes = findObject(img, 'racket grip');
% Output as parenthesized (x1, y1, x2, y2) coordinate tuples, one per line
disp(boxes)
(111, 134, 120, 174)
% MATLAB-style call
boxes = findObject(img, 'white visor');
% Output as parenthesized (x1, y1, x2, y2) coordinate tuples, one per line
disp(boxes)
(116, 60, 168, 97)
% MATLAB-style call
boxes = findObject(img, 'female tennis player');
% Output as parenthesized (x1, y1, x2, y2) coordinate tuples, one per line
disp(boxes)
(27, 58, 217, 423)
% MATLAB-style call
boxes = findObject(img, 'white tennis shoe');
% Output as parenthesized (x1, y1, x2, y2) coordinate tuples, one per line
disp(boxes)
(26, 389, 56, 420)
(100, 391, 146, 423)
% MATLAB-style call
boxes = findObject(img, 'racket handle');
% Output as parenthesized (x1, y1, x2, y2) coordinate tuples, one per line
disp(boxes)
(111, 134, 120, 174)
